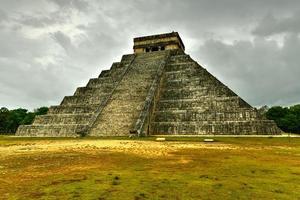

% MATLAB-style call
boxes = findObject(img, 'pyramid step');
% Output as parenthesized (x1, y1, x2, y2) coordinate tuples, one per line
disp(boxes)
(110, 62, 123, 71)
(165, 62, 197, 72)
(160, 86, 233, 100)
(16, 124, 88, 137)
(164, 76, 214, 88)
(164, 66, 207, 74)
(74, 87, 113, 96)
(157, 97, 250, 110)
(164, 68, 201, 76)
(151, 120, 281, 135)
(34, 113, 93, 125)
(120, 54, 135, 65)
(90, 122, 133, 136)
(153, 109, 259, 122)
(98, 70, 110, 78)
(169, 54, 193, 64)
(164, 83, 231, 92)
(108, 68, 126, 81)
(134, 51, 167, 61)
(87, 82, 114, 89)
(89, 51, 170, 136)
(164, 69, 208, 80)
(48, 105, 99, 114)
(86, 77, 113, 87)
(61, 94, 109, 105)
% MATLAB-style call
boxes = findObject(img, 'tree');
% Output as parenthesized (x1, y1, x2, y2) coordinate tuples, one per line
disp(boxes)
(6, 108, 28, 133)
(0, 106, 49, 134)
(34, 107, 49, 115)
(21, 112, 35, 125)
(266, 104, 300, 134)
(0, 107, 9, 133)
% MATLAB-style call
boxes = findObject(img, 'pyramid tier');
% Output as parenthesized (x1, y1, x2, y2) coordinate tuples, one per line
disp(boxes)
(153, 109, 259, 122)
(33, 113, 93, 125)
(16, 54, 136, 137)
(151, 120, 280, 135)
(48, 104, 99, 114)
(17, 124, 87, 137)
(149, 53, 281, 135)
(157, 97, 251, 110)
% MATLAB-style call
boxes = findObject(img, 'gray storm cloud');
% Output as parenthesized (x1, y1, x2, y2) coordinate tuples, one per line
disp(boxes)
(0, 0, 300, 110)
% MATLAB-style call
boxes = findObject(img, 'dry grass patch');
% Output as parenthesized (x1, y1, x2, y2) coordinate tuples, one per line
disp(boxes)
(0, 136, 299, 200)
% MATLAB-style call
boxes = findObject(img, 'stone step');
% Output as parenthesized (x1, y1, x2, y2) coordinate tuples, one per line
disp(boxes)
(90, 122, 133, 136)
(74, 87, 113, 96)
(164, 68, 208, 80)
(110, 62, 122, 71)
(151, 120, 281, 135)
(98, 70, 110, 78)
(161, 84, 235, 96)
(157, 97, 251, 110)
(89, 51, 170, 136)
(96, 112, 140, 125)
(16, 124, 88, 137)
(134, 51, 167, 61)
(169, 54, 193, 64)
(160, 86, 233, 100)
(86, 77, 113, 88)
(165, 62, 198, 72)
(153, 109, 259, 122)
(61, 95, 109, 105)
(48, 105, 99, 114)
(34, 113, 93, 125)
(120, 54, 135, 65)
(163, 77, 227, 89)
(108, 68, 126, 81)
(164, 65, 206, 74)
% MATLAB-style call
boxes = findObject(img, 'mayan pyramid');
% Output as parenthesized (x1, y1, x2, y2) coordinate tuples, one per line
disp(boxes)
(17, 32, 281, 137)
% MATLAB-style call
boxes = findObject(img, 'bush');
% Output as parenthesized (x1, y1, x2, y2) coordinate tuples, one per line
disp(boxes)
(266, 104, 300, 133)
(0, 106, 48, 134)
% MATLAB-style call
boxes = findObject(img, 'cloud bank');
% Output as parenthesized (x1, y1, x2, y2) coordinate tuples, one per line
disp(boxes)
(1, 0, 300, 109)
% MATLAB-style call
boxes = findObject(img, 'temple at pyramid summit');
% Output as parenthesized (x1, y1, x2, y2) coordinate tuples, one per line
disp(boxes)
(16, 32, 282, 137)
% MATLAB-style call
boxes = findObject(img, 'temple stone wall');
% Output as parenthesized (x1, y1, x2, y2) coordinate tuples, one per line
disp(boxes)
(16, 32, 281, 137)
(89, 51, 170, 136)
(148, 52, 281, 135)
(16, 54, 135, 137)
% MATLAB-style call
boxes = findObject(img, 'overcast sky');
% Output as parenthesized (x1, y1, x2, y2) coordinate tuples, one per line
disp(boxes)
(1, 0, 300, 110)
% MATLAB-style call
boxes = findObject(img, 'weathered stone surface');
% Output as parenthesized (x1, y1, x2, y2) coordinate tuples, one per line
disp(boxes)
(148, 52, 281, 135)
(16, 54, 135, 137)
(89, 51, 170, 136)
(16, 32, 281, 137)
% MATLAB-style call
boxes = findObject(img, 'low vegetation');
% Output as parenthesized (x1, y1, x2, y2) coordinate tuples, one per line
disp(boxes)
(0, 136, 299, 199)
(265, 104, 300, 133)
(0, 107, 48, 134)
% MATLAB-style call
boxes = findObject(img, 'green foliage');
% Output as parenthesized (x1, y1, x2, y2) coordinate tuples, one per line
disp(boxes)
(0, 106, 49, 134)
(266, 104, 300, 133)
(0, 107, 9, 133)
(34, 107, 49, 115)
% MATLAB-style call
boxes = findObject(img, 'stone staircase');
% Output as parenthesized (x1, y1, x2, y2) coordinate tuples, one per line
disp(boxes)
(88, 51, 170, 136)
(16, 49, 281, 137)
(16, 54, 135, 137)
(149, 53, 281, 135)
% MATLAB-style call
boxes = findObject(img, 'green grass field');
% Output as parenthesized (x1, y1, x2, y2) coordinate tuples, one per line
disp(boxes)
(0, 136, 299, 200)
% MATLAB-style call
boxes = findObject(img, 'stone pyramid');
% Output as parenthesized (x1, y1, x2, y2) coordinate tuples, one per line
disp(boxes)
(17, 32, 281, 137)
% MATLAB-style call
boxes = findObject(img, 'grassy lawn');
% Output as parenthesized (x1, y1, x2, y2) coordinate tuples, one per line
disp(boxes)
(0, 136, 299, 200)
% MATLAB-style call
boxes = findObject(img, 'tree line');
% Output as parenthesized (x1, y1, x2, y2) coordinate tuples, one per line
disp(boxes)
(0, 104, 299, 134)
(0, 107, 48, 134)
(265, 104, 300, 134)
